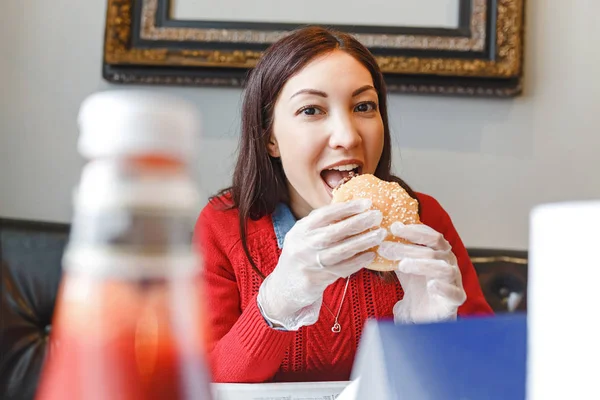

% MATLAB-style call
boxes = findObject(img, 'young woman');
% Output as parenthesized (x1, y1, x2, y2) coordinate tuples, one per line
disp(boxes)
(194, 26, 492, 384)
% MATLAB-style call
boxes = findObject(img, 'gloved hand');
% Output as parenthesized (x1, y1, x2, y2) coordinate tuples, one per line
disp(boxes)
(257, 199, 387, 330)
(377, 222, 467, 324)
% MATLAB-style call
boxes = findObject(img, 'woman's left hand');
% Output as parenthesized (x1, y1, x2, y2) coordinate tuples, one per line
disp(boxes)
(378, 222, 467, 324)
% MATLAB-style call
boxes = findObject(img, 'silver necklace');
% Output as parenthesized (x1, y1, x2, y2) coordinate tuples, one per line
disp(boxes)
(322, 277, 351, 333)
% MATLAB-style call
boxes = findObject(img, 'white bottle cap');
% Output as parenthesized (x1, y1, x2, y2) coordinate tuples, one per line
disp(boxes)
(77, 90, 200, 161)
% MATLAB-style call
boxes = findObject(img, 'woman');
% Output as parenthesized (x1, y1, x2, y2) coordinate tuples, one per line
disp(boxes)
(194, 26, 492, 384)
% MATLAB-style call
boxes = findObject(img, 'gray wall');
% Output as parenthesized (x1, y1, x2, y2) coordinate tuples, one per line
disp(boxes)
(1, 0, 599, 251)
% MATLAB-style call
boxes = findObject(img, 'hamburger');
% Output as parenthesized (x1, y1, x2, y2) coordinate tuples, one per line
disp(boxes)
(331, 174, 420, 271)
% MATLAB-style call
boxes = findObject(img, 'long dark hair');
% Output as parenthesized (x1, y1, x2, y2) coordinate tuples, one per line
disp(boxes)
(212, 26, 419, 279)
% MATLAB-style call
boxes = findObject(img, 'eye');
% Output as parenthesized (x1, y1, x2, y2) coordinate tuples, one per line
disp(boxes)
(354, 102, 378, 113)
(297, 106, 325, 116)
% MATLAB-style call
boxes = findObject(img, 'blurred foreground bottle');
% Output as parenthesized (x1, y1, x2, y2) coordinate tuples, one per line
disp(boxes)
(36, 91, 213, 400)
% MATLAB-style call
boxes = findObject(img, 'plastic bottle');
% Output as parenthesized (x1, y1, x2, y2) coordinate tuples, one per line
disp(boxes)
(36, 90, 213, 400)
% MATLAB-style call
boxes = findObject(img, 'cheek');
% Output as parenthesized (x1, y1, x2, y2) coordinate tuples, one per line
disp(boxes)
(362, 119, 385, 169)
(276, 122, 326, 167)
(274, 117, 314, 154)
(274, 130, 318, 184)
(279, 145, 321, 187)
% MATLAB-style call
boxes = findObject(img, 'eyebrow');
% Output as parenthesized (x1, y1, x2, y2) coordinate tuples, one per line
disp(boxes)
(290, 89, 327, 99)
(352, 85, 377, 97)
(290, 85, 377, 100)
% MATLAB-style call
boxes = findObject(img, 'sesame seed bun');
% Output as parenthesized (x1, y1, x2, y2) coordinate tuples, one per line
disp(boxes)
(331, 174, 420, 271)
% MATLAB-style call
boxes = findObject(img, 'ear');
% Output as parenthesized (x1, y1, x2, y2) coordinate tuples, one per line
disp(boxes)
(266, 134, 281, 158)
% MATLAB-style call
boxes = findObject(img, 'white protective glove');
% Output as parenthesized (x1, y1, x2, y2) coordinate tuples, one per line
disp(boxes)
(257, 199, 387, 330)
(378, 222, 467, 324)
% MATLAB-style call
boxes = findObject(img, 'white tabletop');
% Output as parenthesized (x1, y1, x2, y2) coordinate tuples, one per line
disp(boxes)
(211, 380, 352, 400)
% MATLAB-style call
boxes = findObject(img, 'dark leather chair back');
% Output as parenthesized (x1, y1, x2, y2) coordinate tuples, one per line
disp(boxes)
(468, 248, 528, 313)
(0, 219, 67, 400)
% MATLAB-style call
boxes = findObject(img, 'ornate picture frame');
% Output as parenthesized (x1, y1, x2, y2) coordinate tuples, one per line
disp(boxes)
(103, 0, 525, 97)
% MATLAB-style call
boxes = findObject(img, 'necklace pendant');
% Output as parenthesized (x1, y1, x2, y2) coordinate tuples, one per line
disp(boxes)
(331, 322, 341, 333)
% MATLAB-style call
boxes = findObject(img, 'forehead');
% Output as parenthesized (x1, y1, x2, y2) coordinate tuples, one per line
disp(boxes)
(280, 50, 374, 96)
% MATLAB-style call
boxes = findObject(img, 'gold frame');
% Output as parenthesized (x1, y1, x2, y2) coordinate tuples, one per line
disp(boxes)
(103, 0, 526, 97)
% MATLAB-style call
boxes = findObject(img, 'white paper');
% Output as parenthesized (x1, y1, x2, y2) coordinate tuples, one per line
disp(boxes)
(334, 379, 359, 400)
(212, 381, 351, 400)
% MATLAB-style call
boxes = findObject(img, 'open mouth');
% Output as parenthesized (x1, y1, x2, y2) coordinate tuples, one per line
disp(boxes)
(320, 163, 362, 194)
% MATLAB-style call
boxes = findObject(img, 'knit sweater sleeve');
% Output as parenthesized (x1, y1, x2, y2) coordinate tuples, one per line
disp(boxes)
(194, 205, 295, 383)
(417, 194, 494, 316)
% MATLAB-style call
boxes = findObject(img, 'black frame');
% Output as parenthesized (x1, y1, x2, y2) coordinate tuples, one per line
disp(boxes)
(104, 0, 525, 97)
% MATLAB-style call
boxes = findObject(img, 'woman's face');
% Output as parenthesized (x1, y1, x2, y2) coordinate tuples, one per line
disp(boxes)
(268, 50, 385, 219)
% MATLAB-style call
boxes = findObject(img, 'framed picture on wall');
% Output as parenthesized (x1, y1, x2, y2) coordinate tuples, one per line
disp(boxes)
(103, 0, 526, 97)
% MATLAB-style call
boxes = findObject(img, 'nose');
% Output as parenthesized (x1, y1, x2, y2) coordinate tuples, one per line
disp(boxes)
(328, 112, 361, 150)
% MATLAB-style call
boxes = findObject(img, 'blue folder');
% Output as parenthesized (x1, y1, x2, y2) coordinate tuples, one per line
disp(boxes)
(351, 314, 527, 400)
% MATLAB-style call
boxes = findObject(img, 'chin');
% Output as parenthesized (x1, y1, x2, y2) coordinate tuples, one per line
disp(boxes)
(309, 189, 332, 211)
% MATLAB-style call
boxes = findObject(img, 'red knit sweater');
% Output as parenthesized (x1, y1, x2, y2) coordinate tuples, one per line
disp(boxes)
(193, 192, 493, 383)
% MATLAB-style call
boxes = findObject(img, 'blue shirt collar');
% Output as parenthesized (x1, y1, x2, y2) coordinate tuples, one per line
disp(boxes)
(272, 202, 297, 249)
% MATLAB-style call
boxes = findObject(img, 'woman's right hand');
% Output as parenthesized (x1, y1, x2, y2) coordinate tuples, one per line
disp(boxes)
(257, 199, 386, 330)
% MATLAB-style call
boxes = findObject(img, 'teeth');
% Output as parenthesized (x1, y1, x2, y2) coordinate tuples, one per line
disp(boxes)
(328, 163, 359, 172)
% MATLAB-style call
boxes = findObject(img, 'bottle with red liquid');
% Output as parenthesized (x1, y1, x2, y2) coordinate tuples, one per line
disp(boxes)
(36, 91, 213, 400)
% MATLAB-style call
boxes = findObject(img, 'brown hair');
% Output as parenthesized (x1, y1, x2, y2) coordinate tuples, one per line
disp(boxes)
(212, 26, 418, 279)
